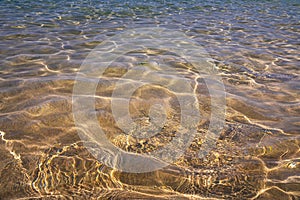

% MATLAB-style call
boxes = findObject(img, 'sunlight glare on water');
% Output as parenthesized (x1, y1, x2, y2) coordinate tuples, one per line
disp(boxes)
(0, 0, 299, 199)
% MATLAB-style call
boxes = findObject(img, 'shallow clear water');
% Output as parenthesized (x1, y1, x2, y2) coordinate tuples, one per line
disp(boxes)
(0, 0, 299, 199)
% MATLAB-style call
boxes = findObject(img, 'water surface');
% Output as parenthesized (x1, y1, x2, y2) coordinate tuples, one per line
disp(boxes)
(0, 0, 299, 199)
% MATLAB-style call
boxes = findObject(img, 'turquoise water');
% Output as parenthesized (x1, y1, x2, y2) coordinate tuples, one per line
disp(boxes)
(0, 0, 299, 199)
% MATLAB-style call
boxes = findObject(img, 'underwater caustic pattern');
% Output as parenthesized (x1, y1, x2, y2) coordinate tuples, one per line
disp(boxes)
(0, 0, 299, 199)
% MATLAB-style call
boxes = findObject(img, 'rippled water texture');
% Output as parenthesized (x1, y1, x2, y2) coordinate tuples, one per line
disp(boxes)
(0, 0, 299, 199)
